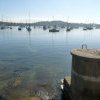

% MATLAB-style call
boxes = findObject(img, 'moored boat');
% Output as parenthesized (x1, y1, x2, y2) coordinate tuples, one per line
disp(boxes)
(49, 28, 59, 32)
(18, 27, 22, 30)
(27, 26, 31, 32)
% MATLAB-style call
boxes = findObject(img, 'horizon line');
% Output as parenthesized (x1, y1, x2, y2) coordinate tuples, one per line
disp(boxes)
(0, 20, 99, 25)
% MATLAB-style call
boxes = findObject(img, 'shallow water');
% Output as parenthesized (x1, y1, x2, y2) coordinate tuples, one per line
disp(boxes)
(0, 27, 100, 100)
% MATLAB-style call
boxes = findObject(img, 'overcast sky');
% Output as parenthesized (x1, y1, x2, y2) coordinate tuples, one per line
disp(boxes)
(0, 0, 100, 23)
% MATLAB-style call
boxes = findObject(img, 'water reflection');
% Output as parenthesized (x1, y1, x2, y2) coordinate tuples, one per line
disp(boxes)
(28, 31, 32, 47)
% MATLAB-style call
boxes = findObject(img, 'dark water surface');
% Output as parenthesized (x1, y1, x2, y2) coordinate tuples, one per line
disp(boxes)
(0, 27, 100, 100)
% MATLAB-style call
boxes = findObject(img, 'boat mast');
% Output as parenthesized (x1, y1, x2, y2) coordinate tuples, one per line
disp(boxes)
(29, 12, 30, 27)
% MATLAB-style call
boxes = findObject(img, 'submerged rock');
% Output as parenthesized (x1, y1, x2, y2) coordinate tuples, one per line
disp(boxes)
(0, 95, 6, 100)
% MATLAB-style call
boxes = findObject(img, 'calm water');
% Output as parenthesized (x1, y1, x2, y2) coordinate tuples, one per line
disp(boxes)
(0, 27, 100, 100)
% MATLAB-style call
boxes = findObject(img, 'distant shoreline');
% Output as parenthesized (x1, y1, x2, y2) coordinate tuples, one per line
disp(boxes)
(0, 20, 100, 28)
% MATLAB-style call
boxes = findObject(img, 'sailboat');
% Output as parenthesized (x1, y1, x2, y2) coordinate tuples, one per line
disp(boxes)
(26, 13, 31, 32)
(66, 26, 71, 31)
(83, 24, 93, 30)
(18, 26, 22, 31)
(49, 16, 59, 32)
(66, 22, 72, 32)
(27, 25, 31, 32)
(0, 15, 6, 30)
(66, 17, 72, 32)
(49, 25, 59, 32)
(43, 25, 47, 30)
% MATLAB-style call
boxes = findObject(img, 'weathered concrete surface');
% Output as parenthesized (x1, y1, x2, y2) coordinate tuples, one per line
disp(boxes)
(64, 76, 71, 85)
(71, 48, 100, 59)
(71, 48, 100, 100)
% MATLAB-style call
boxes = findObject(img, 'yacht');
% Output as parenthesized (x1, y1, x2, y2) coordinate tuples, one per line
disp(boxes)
(27, 25, 31, 32)
(43, 26, 47, 30)
(49, 28, 59, 32)
(66, 27, 71, 31)
(49, 25, 59, 32)
(0, 26, 5, 30)
(18, 27, 22, 31)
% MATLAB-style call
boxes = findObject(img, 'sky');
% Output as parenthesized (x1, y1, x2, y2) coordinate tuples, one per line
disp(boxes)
(0, 0, 100, 23)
